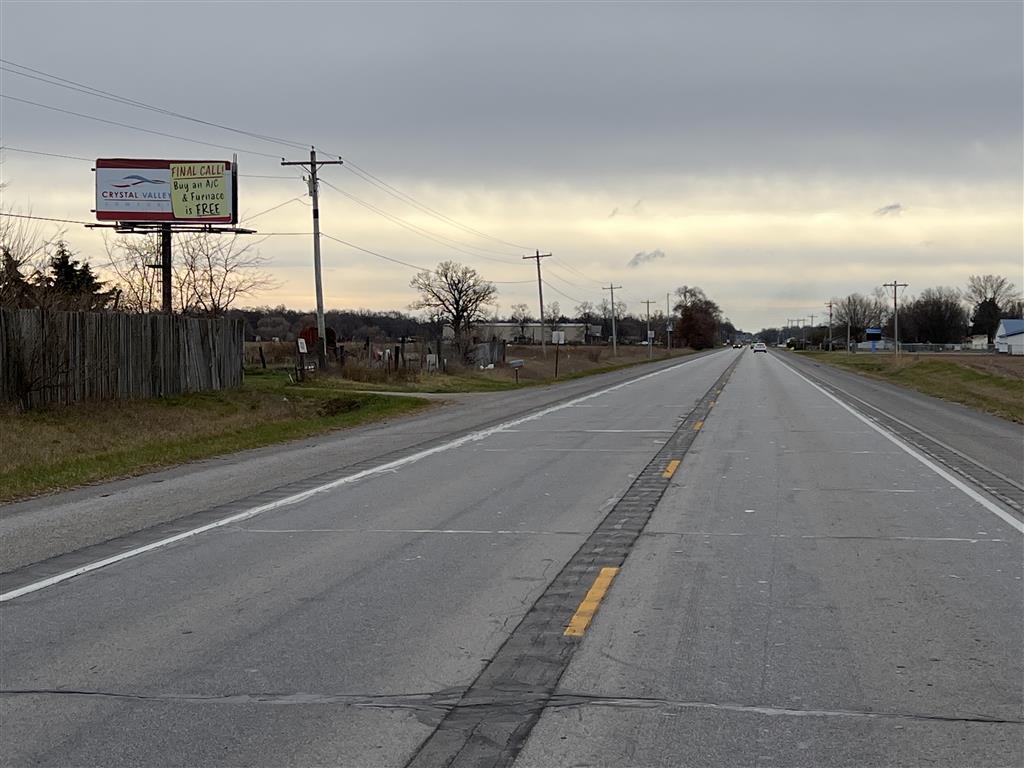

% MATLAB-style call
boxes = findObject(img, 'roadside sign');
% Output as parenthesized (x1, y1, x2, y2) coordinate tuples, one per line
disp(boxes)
(551, 331, 566, 345)
(297, 338, 308, 354)
(648, 330, 655, 340)
(95, 158, 238, 224)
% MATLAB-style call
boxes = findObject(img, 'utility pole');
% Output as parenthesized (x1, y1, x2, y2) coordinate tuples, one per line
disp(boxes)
(282, 147, 344, 369)
(642, 299, 654, 359)
(523, 250, 552, 354)
(807, 313, 817, 350)
(825, 300, 834, 351)
(666, 293, 672, 352)
(883, 280, 908, 357)
(604, 284, 622, 356)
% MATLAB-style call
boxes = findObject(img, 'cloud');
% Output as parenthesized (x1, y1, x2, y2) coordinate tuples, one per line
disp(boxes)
(874, 203, 905, 216)
(627, 249, 666, 268)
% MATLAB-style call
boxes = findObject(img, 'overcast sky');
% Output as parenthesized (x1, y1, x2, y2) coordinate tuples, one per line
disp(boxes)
(2, 1, 1021, 331)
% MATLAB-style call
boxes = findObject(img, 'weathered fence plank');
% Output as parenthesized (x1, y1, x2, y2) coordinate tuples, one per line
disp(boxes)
(0, 309, 243, 409)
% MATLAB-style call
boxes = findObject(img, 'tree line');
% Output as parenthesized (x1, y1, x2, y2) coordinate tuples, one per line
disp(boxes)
(756, 275, 1022, 347)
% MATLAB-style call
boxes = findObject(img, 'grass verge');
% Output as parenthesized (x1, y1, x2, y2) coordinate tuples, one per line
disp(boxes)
(0, 370, 430, 503)
(796, 351, 1024, 423)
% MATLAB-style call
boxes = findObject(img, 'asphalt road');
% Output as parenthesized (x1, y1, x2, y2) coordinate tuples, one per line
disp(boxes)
(1, 349, 1021, 767)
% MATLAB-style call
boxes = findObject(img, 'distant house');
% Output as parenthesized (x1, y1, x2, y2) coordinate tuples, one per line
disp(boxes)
(968, 334, 989, 350)
(995, 319, 1024, 355)
(469, 322, 589, 344)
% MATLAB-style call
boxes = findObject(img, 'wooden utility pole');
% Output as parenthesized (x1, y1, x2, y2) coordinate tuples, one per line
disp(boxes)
(883, 280, 908, 356)
(604, 284, 622, 356)
(642, 299, 654, 359)
(825, 300, 834, 350)
(523, 250, 552, 354)
(666, 293, 672, 351)
(282, 148, 344, 369)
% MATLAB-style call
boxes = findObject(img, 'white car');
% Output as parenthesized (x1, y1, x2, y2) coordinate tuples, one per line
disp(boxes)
(752, 342, 768, 353)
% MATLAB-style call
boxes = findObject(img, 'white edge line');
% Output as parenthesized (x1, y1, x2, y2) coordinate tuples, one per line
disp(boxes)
(0, 354, 714, 602)
(775, 355, 1024, 535)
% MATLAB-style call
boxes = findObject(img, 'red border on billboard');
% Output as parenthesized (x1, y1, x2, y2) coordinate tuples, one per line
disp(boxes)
(95, 158, 237, 224)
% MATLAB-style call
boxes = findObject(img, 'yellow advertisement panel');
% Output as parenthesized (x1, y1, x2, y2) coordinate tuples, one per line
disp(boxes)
(170, 162, 229, 220)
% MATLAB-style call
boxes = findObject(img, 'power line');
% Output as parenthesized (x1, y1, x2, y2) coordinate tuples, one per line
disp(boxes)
(550, 256, 605, 286)
(239, 197, 305, 224)
(320, 232, 429, 272)
(0, 145, 303, 179)
(542, 279, 586, 306)
(0, 59, 309, 152)
(1, 94, 284, 160)
(0, 211, 92, 225)
(0, 146, 91, 162)
(319, 177, 520, 264)
(322, 151, 529, 252)
(4, 58, 531, 263)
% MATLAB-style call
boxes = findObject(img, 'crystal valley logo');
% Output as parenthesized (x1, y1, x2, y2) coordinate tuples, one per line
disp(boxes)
(101, 174, 171, 201)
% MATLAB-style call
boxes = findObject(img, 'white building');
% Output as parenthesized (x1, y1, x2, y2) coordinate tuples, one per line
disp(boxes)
(995, 319, 1024, 355)
(968, 334, 989, 350)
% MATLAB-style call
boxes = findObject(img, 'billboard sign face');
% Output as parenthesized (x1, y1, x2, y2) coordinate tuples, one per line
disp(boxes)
(95, 158, 237, 224)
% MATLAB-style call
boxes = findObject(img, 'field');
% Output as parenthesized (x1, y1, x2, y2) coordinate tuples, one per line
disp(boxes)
(246, 340, 693, 390)
(0, 371, 430, 503)
(1, 343, 695, 503)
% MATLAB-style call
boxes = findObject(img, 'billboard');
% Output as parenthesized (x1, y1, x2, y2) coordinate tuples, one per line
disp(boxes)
(95, 158, 237, 224)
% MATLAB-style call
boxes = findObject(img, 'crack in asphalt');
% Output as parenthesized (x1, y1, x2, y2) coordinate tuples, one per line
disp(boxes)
(4, 688, 1019, 726)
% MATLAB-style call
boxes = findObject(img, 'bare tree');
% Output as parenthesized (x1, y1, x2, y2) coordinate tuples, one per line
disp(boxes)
(104, 232, 273, 316)
(1, 201, 63, 307)
(963, 274, 1019, 309)
(103, 233, 162, 313)
(509, 302, 532, 338)
(832, 293, 885, 342)
(409, 261, 496, 349)
(177, 233, 274, 317)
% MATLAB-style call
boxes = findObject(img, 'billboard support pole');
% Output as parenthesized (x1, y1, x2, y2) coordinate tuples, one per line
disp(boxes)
(161, 223, 173, 314)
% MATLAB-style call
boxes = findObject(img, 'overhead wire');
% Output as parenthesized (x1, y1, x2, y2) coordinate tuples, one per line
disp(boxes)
(0, 146, 302, 180)
(1, 95, 284, 160)
(319, 150, 530, 252)
(3, 60, 538, 272)
(319, 177, 520, 265)
(0, 59, 309, 151)
(541, 279, 587, 306)
(320, 232, 429, 272)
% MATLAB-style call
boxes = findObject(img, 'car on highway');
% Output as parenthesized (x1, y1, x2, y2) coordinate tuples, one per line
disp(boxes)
(732, 342, 742, 349)
(752, 342, 767, 353)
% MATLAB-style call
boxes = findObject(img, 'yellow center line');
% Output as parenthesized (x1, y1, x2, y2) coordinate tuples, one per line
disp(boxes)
(662, 459, 681, 478)
(709, 400, 716, 408)
(693, 420, 704, 431)
(564, 567, 620, 637)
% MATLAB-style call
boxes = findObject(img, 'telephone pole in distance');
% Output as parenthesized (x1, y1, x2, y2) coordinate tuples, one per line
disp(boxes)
(883, 280, 908, 356)
(604, 284, 622, 356)
(825, 300, 834, 350)
(523, 250, 552, 354)
(642, 299, 654, 359)
(282, 147, 344, 369)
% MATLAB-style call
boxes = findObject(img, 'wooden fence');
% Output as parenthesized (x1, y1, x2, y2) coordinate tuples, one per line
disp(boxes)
(0, 309, 244, 409)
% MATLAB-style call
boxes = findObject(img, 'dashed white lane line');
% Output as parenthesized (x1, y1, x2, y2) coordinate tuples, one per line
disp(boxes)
(1, 354, 718, 603)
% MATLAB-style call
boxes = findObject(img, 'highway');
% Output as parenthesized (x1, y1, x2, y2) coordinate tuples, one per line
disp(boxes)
(1, 349, 1021, 767)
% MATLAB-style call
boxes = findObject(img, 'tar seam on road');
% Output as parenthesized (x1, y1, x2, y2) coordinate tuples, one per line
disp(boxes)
(563, 567, 620, 637)
(402, 355, 742, 768)
(776, 355, 1024, 534)
(0, 353, 721, 603)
